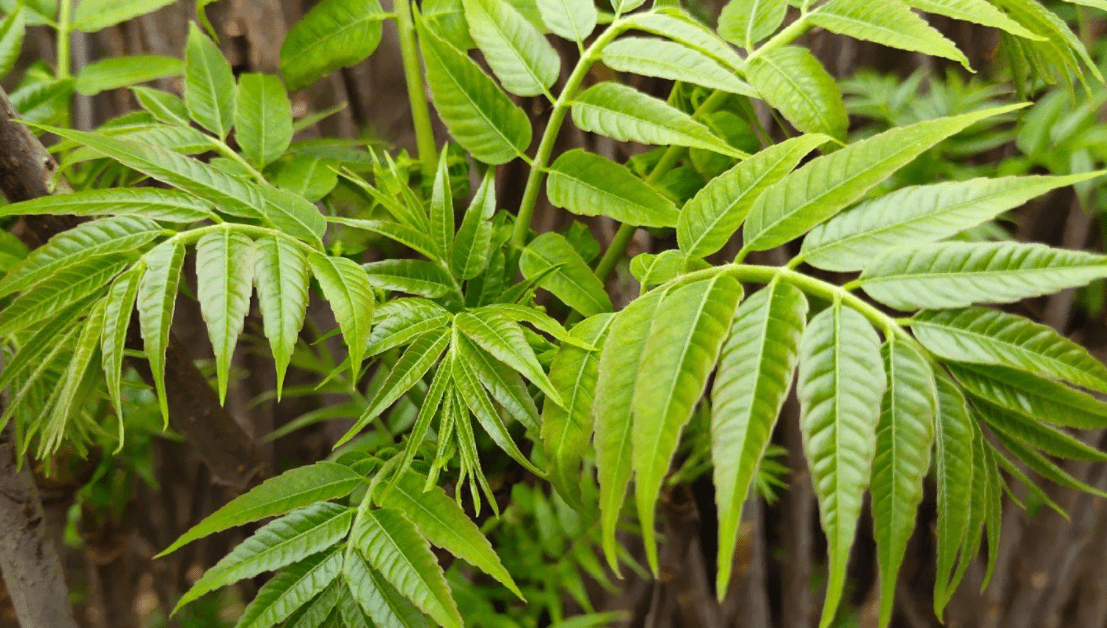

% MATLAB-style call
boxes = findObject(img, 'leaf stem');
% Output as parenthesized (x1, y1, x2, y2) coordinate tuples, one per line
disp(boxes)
(55, 0, 72, 79)
(510, 18, 628, 248)
(659, 263, 911, 343)
(395, 0, 438, 174)
(206, 137, 266, 183)
(743, 13, 813, 65)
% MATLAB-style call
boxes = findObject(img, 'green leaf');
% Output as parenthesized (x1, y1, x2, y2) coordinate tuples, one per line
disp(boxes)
(612, 0, 646, 13)
(624, 9, 746, 71)
(235, 548, 344, 628)
(600, 37, 756, 97)
(548, 149, 679, 228)
(941, 415, 989, 610)
(63, 125, 214, 164)
(594, 287, 666, 571)
(132, 86, 190, 126)
(309, 253, 376, 375)
(160, 462, 365, 556)
(352, 508, 463, 628)
(990, 0, 1102, 83)
(236, 73, 293, 169)
(520, 232, 612, 317)
(949, 362, 1107, 430)
(0, 251, 127, 337)
(911, 307, 1107, 394)
(542, 313, 613, 507)
(976, 399, 1107, 462)
(285, 582, 341, 628)
(423, 0, 475, 49)
(718, 0, 787, 49)
(932, 372, 974, 614)
(871, 341, 936, 628)
(363, 259, 455, 298)
(809, 0, 970, 69)
(742, 104, 1025, 252)
(797, 302, 885, 628)
(336, 584, 373, 628)
(801, 172, 1104, 272)
(678, 134, 829, 259)
(274, 157, 340, 203)
(983, 445, 1002, 588)
(42, 299, 107, 454)
(902, 0, 1042, 39)
(34, 126, 326, 244)
(196, 229, 255, 404)
(0, 216, 160, 299)
(458, 334, 541, 432)
(463, 0, 559, 97)
(634, 276, 742, 574)
(137, 239, 183, 423)
(177, 503, 354, 611)
(254, 236, 310, 397)
(73, 0, 175, 32)
(572, 82, 742, 157)
(336, 330, 450, 448)
(860, 242, 1107, 311)
(451, 171, 496, 280)
(101, 265, 142, 439)
(365, 299, 452, 358)
(711, 281, 806, 598)
(417, 13, 532, 164)
(343, 554, 428, 628)
(429, 151, 455, 261)
(280, 0, 385, 91)
(393, 361, 453, 485)
(455, 309, 562, 404)
(0, 187, 216, 223)
(185, 23, 236, 138)
(74, 54, 182, 96)
(745, 46, 848, 140)
(537, 0, 596, 42)
(985, 408, 1107, 498)
(9, 76, 74, 125)
(0, 9, 25, 81)
(451, 338, 544, 475)
(374, 469, 521, 598)
(630, 250, 686, 289)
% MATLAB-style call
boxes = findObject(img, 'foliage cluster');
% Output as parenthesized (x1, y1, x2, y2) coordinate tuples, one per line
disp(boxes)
(3, 0, 1107, 626)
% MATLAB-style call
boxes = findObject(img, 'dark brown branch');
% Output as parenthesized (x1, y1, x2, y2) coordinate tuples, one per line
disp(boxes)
(0, 426, 80, 628)
(0, 87, 268, 489)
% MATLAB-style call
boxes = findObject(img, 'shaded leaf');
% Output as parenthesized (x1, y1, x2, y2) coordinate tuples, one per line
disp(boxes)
(797, 302, 885, 628)
(711, 281, 807, 598)
(633, 276, 742, 574)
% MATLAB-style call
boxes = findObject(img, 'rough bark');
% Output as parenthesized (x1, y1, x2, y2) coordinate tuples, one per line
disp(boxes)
(0, 426, 80, 628)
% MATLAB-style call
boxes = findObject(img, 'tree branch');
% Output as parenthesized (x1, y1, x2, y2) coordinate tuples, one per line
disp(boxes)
(0, 425, 80, 628)
(0, 87, 268, 489)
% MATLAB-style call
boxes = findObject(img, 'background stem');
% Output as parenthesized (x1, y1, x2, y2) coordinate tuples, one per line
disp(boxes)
(395, 0, 437, 174)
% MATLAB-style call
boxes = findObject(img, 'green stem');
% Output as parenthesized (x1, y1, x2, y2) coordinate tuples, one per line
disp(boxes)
(173, 222, 321, 254)
(743, 12, 814, 67)
(592, 223, 637, 284)
(207, 137, 266, 183)
(658, 263, 908, 340)
(395, 0, 438, 174)
(592, 90, 730, 283)
(55, 0, 73, 79)
(510, 19, 628, 248)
